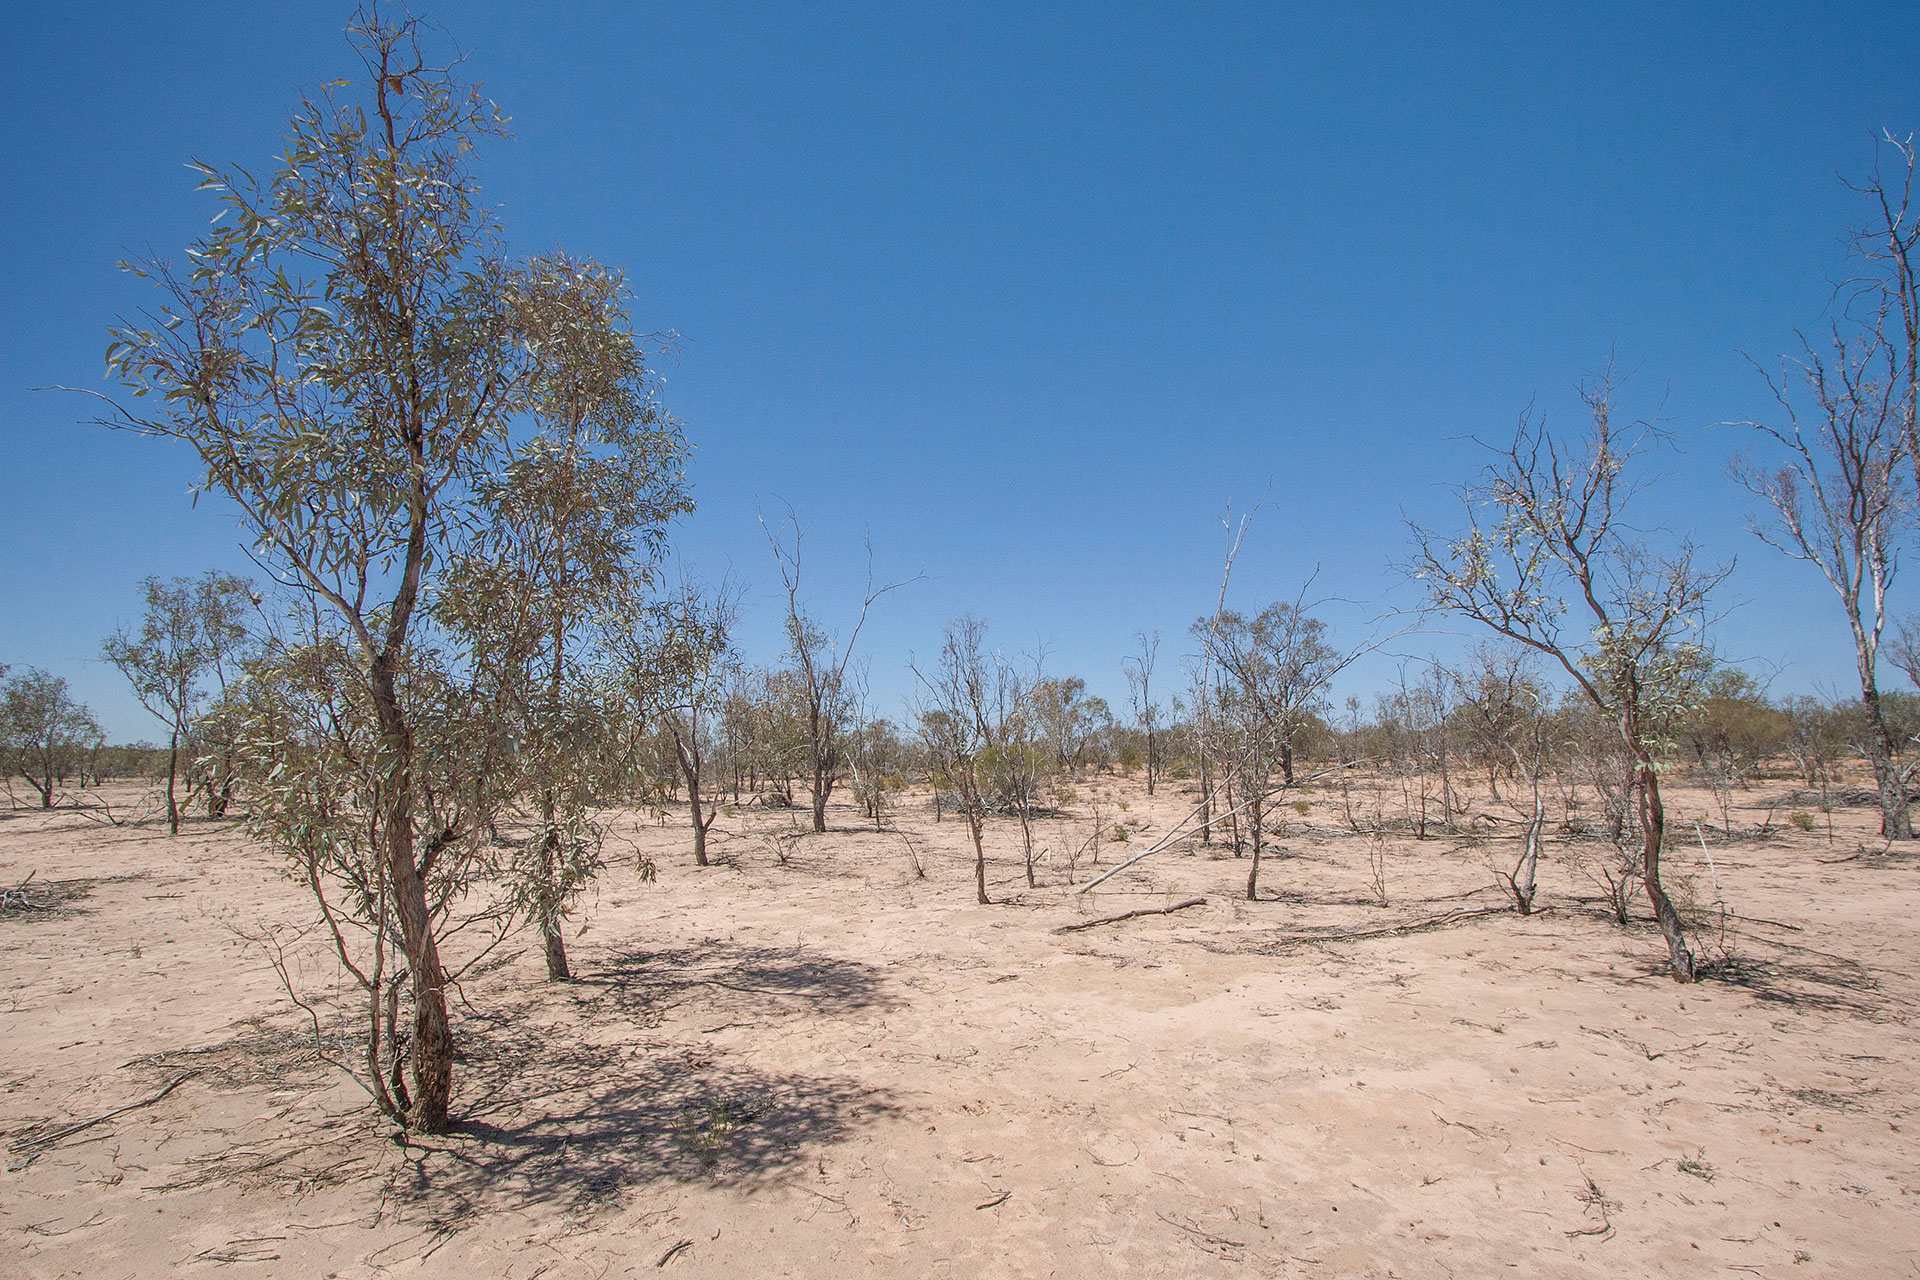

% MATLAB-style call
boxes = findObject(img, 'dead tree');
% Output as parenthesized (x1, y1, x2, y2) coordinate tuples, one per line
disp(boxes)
(763, 510, 915, 833)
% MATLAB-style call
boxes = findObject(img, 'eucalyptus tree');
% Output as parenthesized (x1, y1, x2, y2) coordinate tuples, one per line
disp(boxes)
(1447, 645, 1555, 913)
(1192, 596, 1353, 899)
(1122, 630, 1163, 794)
(441, 254, 691, 978)
(1, 669, 103, 810)
(616, 577, 739, 866)
(764, 512, 915, 832)
(224, 620, 521, 1121)
(102, 571, 255, 834)
(1410, 375, 1725, 981)
(1734, 325, 1913, 838)
(1029, 676, 1112, 773)
(94, 9, 677, 1127)
(914, 616, 1027, 904)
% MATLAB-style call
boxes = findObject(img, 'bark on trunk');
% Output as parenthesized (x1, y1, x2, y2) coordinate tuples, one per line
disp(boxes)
(1245, 790, 1264, 900)
(370, 652, 455, 1131)
(810, 763, 830, 833)
(1859, 686, 1913, 839)
(1637, 760, 1696, 982)
(970, 809, 989, 905)
(165, 729, 180, 837)
(543, 915, 571, 981)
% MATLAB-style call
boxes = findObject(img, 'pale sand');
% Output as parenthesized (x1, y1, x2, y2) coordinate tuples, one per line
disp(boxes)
(3, 772, 1916, 1278)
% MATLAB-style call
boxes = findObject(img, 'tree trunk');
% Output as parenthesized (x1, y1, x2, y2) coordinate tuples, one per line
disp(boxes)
(370, 653, 455, 1131)
(1858, 685, 1913, 839)
(1637, 760, 1695, 982)
(537, 818, 572, 981)
(165, 729, 180, 836)
(1245, 789, 1264, 900)
(1021, 806, 1037, 888)
(970, 808, 989, 905)
(542, 909, 571, 981)
(811, 762, 830, 833)
(671, 728, 713, 867)
(1198, 736, 1213, 844)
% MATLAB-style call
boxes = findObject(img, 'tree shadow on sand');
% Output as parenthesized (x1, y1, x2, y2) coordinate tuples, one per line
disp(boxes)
(1707, 940, 1897, 1022)
(383, 942, 901, 1217)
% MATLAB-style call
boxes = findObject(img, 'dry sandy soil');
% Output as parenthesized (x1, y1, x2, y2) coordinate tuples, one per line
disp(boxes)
(2, 771, 1917, 1278)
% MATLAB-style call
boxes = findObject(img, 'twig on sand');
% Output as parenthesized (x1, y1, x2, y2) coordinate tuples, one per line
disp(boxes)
(1232, 905, 1519, 953)
(656, 1239, 693, 1267)
(975, 1190, 1011, 1210)
(1055, 897, 1207, 934)
(7, 1070, 200, 1164)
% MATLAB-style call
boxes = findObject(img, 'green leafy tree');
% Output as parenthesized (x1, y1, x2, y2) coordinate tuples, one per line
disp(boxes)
(440, 254, 691, 978)
(95, 9, 674, 1128)
(102, 572, 255, 834)
(2, 669, 103, 810)
(611, 577, 739, 867)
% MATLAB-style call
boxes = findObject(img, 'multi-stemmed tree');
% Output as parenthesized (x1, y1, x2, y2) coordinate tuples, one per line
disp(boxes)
(101, 571, 255, 834)
(98, 9, 684, 1127)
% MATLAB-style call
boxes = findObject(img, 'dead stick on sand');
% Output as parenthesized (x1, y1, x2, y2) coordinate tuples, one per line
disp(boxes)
(1055, 898, 1207, 934)
(8, 1070, 200, 1155)
(975, 1190, 1011, 1210)
(656, 1239, 692, 1267)
(1248, 905, 1518, 951)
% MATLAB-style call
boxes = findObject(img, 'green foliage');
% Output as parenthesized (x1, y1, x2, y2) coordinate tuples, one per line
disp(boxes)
(1, 669, 104, 808)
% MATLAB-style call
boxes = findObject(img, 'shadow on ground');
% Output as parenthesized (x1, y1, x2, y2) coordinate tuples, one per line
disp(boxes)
(386, 940, 900, 1215)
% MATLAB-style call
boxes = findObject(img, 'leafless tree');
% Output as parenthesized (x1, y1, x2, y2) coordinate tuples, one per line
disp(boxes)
(1123, 630, 1163, 795)
(1845, 132, 1918, 493)
(763, 510, 915, 833)
(1734, 324, 1912, 837)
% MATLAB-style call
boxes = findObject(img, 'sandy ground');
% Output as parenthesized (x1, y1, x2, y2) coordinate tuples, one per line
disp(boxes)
(2, 770, 1917, 1279)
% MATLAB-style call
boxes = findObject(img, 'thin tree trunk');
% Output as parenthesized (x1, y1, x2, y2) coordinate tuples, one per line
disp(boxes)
(1245, 789, 1264, 900)
(165, 728, 180, 836)
(970, 809, 988, 905)
(811, 762, 830, 833)
(1021, 805, 1037, 888)
(1637, 759, 1695, 982)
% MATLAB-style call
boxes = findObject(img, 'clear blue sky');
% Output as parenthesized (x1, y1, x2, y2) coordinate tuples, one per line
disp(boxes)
(3, 2, 1916, 741)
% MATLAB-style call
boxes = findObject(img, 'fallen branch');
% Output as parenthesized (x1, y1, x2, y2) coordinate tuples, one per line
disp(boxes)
(1055, 897, 1207, 934)
(8, 1070, 200, 1157)
(656, 1239, 692, 1268)
(1233, 905, 1521, 953)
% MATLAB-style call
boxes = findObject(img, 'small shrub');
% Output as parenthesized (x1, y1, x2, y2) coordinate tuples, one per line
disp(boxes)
(1291, 800, 1312, 818)
(1053, 783, 1077, 806)
(1108, 823, 1130, 842)
(1788, 810, 1816, 833)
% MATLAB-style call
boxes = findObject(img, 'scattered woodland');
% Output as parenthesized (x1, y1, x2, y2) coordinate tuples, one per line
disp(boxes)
(5, 8, 1920, 1277)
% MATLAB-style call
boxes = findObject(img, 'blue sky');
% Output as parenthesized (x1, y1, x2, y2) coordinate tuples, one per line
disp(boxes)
(3, 2, 1917, 741)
